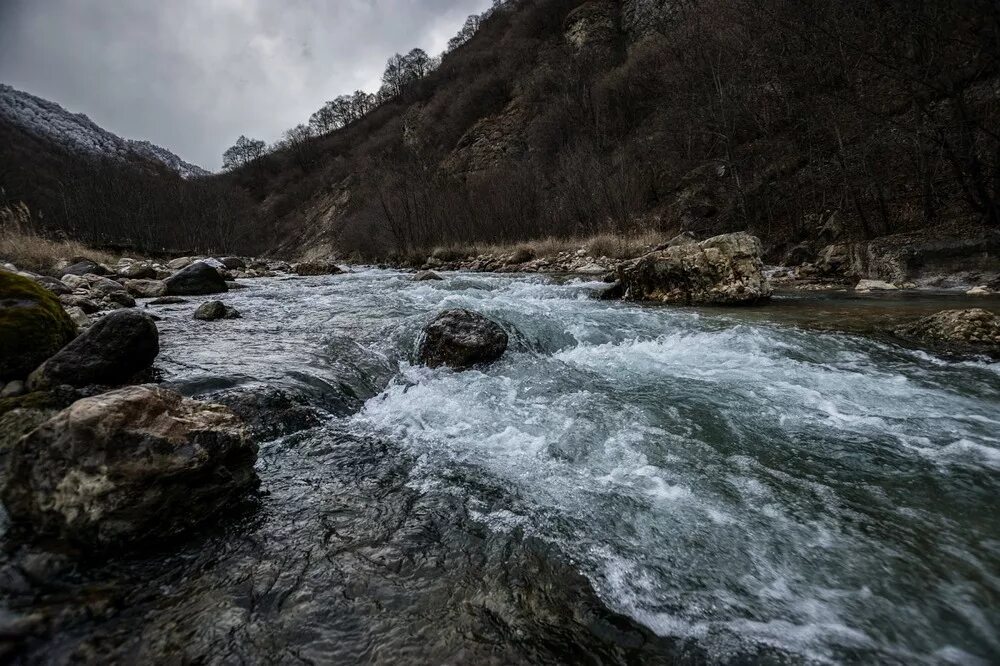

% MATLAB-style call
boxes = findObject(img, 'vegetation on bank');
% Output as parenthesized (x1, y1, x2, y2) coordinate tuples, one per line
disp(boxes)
(0, 202, 115, 272)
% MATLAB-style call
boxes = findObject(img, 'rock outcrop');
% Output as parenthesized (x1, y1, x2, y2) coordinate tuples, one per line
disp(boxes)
(614, 232, 772, 305)
(895, 309, 1000, 351)
(164, 261, 228, 295)
(28, 309, 159, 389)
(1, 385, 257, 548)
(418, 309, 509, 369)
(0, 271, 78, 381)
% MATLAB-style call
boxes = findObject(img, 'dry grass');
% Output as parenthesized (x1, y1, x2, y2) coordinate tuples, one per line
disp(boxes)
(426, 230, 675, 264)
(1, 203, 115, 273)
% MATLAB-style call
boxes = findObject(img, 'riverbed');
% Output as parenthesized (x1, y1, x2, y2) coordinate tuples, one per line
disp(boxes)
(3, 270, 999, 663)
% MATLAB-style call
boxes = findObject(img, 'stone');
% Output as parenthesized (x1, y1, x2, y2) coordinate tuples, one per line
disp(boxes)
(28, 309, 159, 390)
(164, 261, 228, 296)
(125, 279, 168, 298)
(116, 262, 157, 280)
(103, 291, 136, 308)
(220, 257, 246, 269)
(58, 295, 101, 314)
(33, 276, 71, 296)
(0, 385, 258, 548)
(61, 260, 108, 277)
(0, 272, 78, 381)
(418, 309, 509, 369)
(966, 285, 992, 296)
(83, 275, 127, 297)
(1, 381, 25, 398)
(292, 261, 342, 276)
(855, 279, 897, 292)
(194, 301, 241, 321)
(167, 257, 193, 270)
(225, 281, 249, 290)
(413, 270, 444, 282)
(213, 387, 322, 440)
(60, 274, 87, 290)
(63, 306, 91, 330)
(148, 296, 188, 305)
(616, 232, 772, 305)
(895, 309, 1000, 350)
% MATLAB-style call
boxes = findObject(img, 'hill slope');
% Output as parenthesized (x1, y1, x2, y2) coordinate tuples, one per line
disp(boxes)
(0, 84, 209, 178)
(230, 0, 999, 268)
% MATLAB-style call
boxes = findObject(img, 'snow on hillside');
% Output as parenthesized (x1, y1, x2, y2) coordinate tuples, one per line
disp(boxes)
(0, 84, 210, 178)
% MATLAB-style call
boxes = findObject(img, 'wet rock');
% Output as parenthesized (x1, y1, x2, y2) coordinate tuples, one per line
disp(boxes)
(213, 387, 321, 440)
(225, 281, 249, 290)
(616, 232, 772, 305)
(194, 301, 241, 321)
(855, 279, 897, 292)
(413, 270, 443, 281)
(0, 385, 258, 548)
(164, 261, 228, 296)
(148, 296, 188, 305)
(103, 291, 136, 309)
(418, 309, 509, 369)
(0, 271, 78, 381)
(220, 257, 246, 270)
(61, 260, 108, 277)
(292, 261, 342, 276)
(895, 309, 1000, 350)
(125, 278, 167, 298)
(28, 309, 159, 390)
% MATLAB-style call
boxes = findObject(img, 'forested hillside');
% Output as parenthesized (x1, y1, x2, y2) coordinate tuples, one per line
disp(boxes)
(226, 0, 999, 262)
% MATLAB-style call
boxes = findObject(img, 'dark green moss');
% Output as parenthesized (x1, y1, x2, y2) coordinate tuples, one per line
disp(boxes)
(0, 271, 77, 380)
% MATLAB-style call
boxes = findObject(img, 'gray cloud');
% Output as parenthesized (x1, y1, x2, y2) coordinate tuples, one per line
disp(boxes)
(0, 0, 490, 170)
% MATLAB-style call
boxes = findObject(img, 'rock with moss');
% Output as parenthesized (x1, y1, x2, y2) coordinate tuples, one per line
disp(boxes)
(0, 271, 78, 381)
(1, 385, 258, 549)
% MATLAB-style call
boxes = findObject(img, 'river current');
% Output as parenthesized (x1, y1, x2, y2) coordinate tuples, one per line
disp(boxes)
(5, 270, 999, 664)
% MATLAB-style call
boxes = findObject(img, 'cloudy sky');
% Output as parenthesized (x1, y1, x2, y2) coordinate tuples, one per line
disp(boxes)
(0, 0, 490, 170)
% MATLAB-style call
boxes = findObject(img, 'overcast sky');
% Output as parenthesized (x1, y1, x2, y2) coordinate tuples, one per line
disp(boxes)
(0, 0, 490, 170)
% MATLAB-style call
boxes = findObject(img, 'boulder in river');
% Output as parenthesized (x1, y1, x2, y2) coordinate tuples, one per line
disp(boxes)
(0, 271, 78, 381)
(0, 385, 258, 548)
(61, 259, 108, 277)
(164, 261, 228, 296)
(894, 309, 1000, 350)
(413, 270, 444, 281)
(28, 309, 159, 390)
(116, 262, 158, 280)
(615, 231, 771, 305)
(213, 387, 321, 439)
(194, 301, 241, 321)
(418, 309, 509, 369)
(292, 261, 342, 276)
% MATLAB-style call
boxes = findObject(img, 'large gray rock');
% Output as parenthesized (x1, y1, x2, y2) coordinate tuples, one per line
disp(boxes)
(125, 278, 167, 298)
(615, 232, 772, 305)
(164, 261, 228, 296)
(28, 309, 159, 390)
(895, 309, 1000, 351)
(418, 309, 509, 369)
(0, 385, 258, 548)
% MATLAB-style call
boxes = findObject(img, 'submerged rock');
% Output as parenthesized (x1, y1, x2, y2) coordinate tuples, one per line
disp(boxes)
(413, 270, 444, 281)
(165, 261, 228, 296)
(895, 309, 1000, 350)
(28, 309, 159, 390)
(1, 385, 257, 548)
(213, 387, 321, 440)
(418, 309, 509, 369)
(0, 271, 78, 381)
(615, 231, 771, 305)
(194, 301, 241, 321)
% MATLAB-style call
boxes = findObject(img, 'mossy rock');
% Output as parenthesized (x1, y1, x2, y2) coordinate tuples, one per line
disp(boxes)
(0, 271, 78, 381)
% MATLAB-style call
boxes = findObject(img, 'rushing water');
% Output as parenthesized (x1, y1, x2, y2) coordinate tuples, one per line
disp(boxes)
(4, 271, 1000, 664)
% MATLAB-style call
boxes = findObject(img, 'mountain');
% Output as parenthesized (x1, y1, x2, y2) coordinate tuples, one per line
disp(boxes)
(0, 84, 209, 178)
(225, 0, 998, 268)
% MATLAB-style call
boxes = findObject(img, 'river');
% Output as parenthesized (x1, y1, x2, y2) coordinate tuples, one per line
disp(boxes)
(4, 270, 999, 664)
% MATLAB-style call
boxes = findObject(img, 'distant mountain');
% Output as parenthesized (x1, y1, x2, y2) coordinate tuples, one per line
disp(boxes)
(0, 84, 209, 178)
